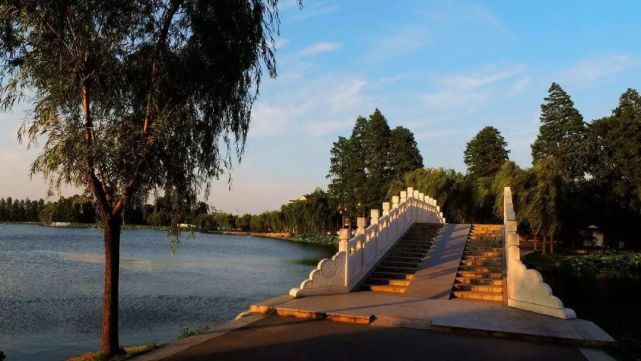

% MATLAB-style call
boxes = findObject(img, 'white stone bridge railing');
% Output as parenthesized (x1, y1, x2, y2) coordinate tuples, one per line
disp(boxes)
(503, 187, 576, 319)
(290, 187, 445, 297)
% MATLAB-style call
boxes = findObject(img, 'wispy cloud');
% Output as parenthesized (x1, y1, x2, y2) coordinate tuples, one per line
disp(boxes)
(419, 65, 526, 111)
(365, 26, 428, 64)
(286, 1, 339, 20)
(298, 42, 341, 56)
(559, 55, 638, 84)
(440, 66, 525, 91)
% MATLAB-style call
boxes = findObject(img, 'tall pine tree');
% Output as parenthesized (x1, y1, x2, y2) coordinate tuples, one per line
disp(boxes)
(531, 83, 587, 180)
(464, 126, 509, 179)
(389, 126, 424, 180)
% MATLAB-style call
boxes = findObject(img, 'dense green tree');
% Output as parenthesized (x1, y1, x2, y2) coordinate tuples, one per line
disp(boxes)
(0, 0, 284, 355)
(389, 126, 423, 180)
(363, 109, 392, 210)
(531, 83, 587, 180)
(328, 118, 368, 218)
(464, 126, 510, 179)
(388, 168, 475, 223)
(519, 155, 567, 254)
(328, 109, 422, 220)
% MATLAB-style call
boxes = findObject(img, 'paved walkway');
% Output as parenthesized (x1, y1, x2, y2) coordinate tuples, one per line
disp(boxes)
(404, 223, 470, 298)
(138, 314, 611, 361)
(249, 292, 613, 346)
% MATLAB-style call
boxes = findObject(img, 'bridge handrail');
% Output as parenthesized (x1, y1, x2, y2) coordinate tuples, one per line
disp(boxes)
(290, 187, 445, 297)
(503, 186, 576, 319)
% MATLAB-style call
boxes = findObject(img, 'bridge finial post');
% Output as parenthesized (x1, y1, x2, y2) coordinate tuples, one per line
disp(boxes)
(370, 209, 379, 225)
(400, 191, 407, 204)
(338, 229, 350, 253)
(382, 202, 390, 216)
(356, 217, 366, 236)
(407, 187, 414, 198)
(392, 196, 399, 209)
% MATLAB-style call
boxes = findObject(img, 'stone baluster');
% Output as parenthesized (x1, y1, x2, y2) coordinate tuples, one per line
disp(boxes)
(356, 217, 366, 271)
(370, 209, 379, 254)
(338, 229, 350, 287)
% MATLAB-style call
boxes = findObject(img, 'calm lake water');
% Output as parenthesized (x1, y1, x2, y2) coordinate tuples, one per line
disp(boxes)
(0, 224, 334, 361)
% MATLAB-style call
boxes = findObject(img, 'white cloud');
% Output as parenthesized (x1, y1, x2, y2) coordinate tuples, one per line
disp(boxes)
(440, 66, 525, 91)
(298, 42, 341, 56)
(418, 65, 526, 111)
(559, 55, 638, 84)
(365, 26, 428, 63)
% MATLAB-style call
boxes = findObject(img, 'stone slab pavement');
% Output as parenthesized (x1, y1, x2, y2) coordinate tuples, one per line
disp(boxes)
(136, 314, 614, 361)
(249, 291, 614, 347)
(404, 223, 471, 298)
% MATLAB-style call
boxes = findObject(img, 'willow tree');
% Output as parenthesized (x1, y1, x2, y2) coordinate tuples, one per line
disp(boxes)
(0, 0, 284, 356)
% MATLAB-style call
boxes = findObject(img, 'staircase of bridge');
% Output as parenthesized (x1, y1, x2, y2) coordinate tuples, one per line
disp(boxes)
(451, 224, 505, 303)
(361, 223, 442, 294)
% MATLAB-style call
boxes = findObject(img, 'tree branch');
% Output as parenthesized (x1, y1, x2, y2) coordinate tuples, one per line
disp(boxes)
(82, 81, 111, 218)
(111, 0, 182, 217)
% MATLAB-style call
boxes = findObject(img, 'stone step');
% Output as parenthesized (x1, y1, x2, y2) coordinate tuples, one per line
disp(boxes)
(394, 245, 431, 251)
(459, 265, 504, 273)
(457, 271, 503, 279)
(465, 247, 503, 252)
(462, 255, 503, 262)
(389, 251, 426, 258)
(368, 284, 408, 294)
(463, 251, 502, 257)
(382, 260, 420, 268)
(366, 278, 412, 287)
(455, 277, 503, 286)
(461, 260, 503, 267)
(451, 290, 503, 302)
(386, 255, 424, 262)
(371, 271, 414, 280)
(453, 283, 503, 293)
(377, 265, 417, 273)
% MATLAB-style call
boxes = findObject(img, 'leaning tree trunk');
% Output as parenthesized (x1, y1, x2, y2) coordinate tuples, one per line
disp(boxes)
(101, 214, 122, 356)
(541, 236, 547, 255)
(533, 234, 538, 251)
(550, 237, 554, 254)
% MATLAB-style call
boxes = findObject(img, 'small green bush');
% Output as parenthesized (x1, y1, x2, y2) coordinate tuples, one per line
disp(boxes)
(288, 234, 338, 247)
(523, 251, 641, 278)
(178, 325, 210, 340)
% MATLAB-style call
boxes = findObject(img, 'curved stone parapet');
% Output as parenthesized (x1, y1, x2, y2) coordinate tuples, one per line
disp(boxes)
(503, 187, 576, 319)
(289, 187, 445, 298)
(289, 251, 347, 297)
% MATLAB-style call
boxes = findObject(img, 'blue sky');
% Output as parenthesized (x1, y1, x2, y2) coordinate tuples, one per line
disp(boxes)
(1, 0, 641, 213)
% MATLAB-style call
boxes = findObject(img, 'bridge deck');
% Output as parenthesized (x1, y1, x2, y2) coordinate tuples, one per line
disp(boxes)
(403, 223, 470, 298)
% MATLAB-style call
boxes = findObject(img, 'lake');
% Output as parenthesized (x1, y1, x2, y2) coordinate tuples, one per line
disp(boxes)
(0, 224, 334, 361)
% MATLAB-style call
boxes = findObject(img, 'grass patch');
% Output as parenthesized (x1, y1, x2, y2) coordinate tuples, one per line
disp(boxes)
(177, 325, 211, 340)
(287, 234, 338, 247)
(522, 250, 641, 278)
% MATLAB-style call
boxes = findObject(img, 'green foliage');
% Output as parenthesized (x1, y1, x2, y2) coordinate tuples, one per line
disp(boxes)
(464, 126, 510, 179)
(178, 325, 210, 340)
(0, 0, 282, 224)
(531, 82, 587, 180)
(328, 109, 422, 219)
(288, 233, 338, 247)
(523, 251, 641, 278)
(390, 167, 475, 223)
(0, 197, 45, 222)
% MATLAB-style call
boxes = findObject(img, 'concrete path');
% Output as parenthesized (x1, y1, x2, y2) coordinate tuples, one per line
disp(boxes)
(404, 223, 470, 298)
(138, 315, 611, 361)
(249, 292, 613, 346)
